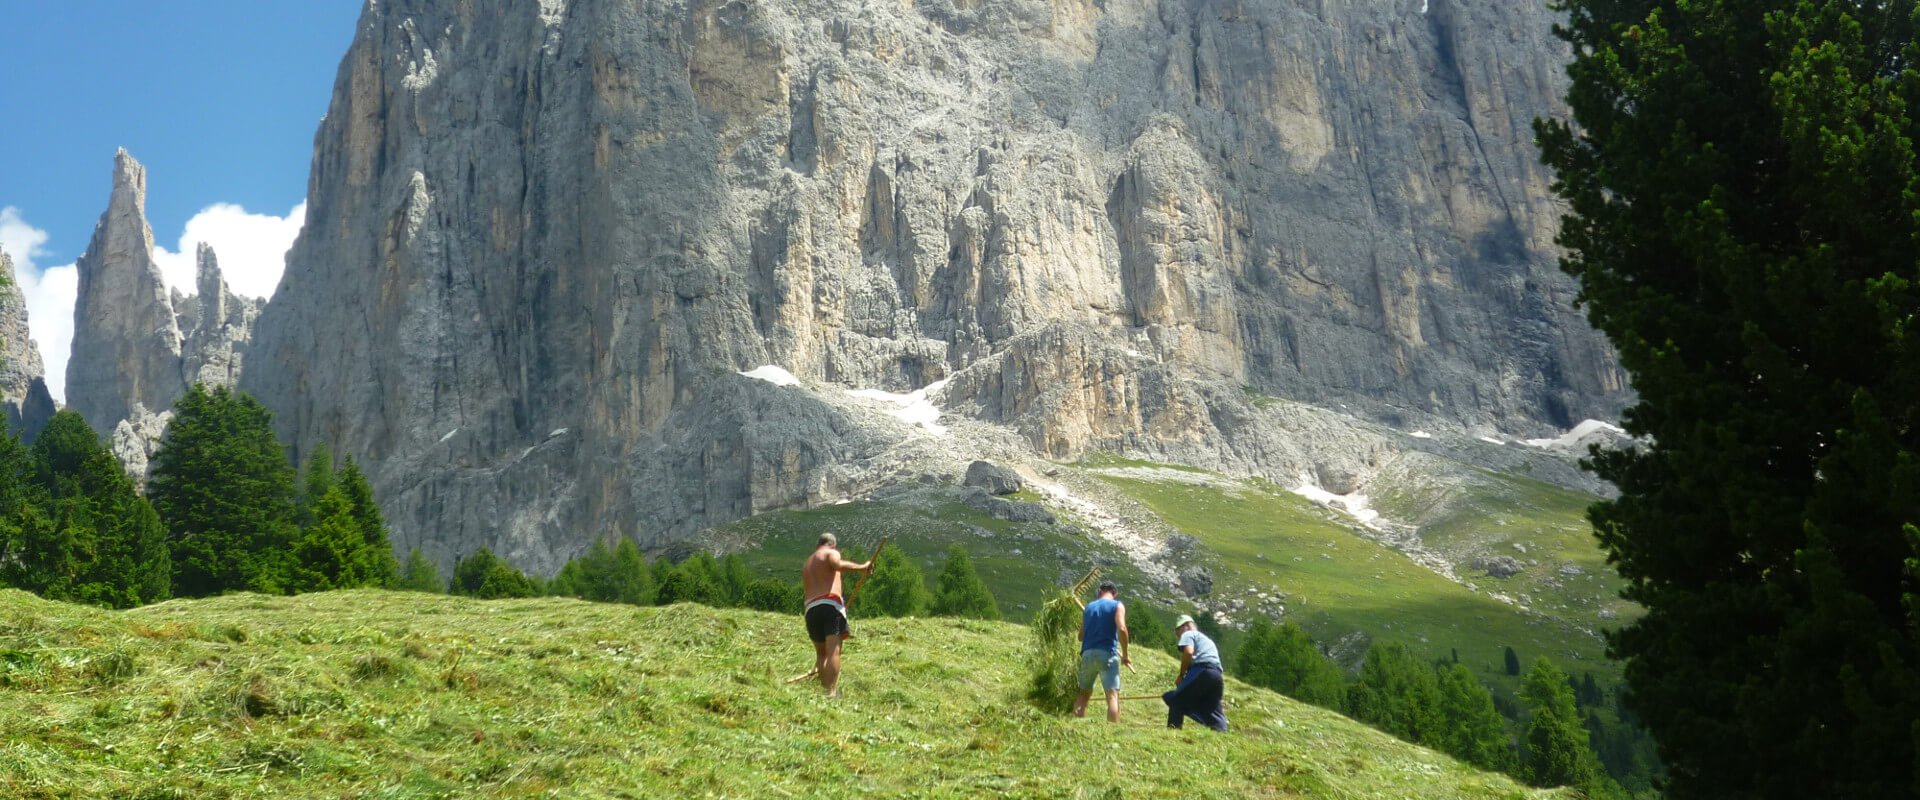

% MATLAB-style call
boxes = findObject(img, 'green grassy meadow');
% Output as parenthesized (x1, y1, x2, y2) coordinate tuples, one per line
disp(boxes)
(0, 589, 1567, 799)
(1089, 472, 1618, 694)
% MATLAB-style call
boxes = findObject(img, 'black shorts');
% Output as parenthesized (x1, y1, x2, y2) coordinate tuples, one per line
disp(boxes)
(806, 604, 850, 643)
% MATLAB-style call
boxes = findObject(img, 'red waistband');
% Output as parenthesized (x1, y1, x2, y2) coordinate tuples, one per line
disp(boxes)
(807, 592, 844, 604)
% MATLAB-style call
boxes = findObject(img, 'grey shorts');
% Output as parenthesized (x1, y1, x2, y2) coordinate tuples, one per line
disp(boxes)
(1078, 649, 1121, 692)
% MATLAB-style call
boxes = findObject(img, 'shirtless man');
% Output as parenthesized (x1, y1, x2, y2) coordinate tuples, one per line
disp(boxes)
(801, 532, 873, 697)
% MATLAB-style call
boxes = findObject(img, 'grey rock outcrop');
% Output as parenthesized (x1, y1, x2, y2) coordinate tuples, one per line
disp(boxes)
(964, 461, 1023, 496)
(962, 487, 1056, 524)
(1472, 555, 1524, 579)
(66, 151, 260, 470)
(0, 248, 54, 439)
(69, 150, 185, 440)
(180, 245, 263, 390)
(237, 0, 1629, 571)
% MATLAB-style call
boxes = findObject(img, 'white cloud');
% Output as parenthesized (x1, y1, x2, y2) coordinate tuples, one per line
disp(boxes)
(0, 207, 78, 405)
(0, 202, 304, 405)
(152, 201, 305, 300)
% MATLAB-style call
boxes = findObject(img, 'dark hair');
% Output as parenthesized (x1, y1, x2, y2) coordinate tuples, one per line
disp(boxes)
(1098, 580, 1118, 595)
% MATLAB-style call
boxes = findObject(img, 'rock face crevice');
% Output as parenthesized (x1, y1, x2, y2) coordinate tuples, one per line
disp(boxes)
(215, 0, 1629, 571)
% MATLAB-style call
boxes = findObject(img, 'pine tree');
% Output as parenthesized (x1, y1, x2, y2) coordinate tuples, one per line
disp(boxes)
(1347, 642, 1443, 746)
(852, 544, 929, 618)
(930, 545, 1000, 620)
(297, 444, 334, 529)
(1236, 620, 1348, 711)
(607, 540, 654, 605)
(449, 548, 536, 599)
(149, 385, 299, 596)
(398, 548, 443, 592)
(1436, 662, 1511, 772)
(0, 420, 49, 597)
(289, 488, 365, 592)
(1503, 646, 1520, 677)
(1521, 658, 1604, 791)
(71, 449, 169, 606)
(719, 553, 754, 607)
(15, 411, 168, 607)
(1125, 602, 1172, 651)
(656, 555, 723, 606)
(551, 538, 655, 606)
(1538, 2, 1920, 795)
(740, 578, 803, 613)
(336, 459, 397, 587)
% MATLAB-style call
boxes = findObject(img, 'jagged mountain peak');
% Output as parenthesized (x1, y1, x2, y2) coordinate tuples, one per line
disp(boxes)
(0, 248, 54, 440)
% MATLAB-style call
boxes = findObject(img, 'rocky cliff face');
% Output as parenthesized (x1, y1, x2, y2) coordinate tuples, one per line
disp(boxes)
(0, 249, 54, 440)
(239, 0, 1628, 571)
(66, 151, 260, 476)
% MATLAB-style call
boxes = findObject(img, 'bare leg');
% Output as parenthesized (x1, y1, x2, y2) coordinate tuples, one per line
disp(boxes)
(1073, 689, 1093, 718)
(820, 635, 845, 697)
(810, 640, 828, 681)
(1105, 690, 1121, 723)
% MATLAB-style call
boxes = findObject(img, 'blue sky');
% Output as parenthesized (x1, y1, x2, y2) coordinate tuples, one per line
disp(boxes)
(0, 3, 362, 401)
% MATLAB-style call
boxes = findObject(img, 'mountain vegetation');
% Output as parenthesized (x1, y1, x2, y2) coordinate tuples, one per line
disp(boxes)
(1538, 0, 1920, 795)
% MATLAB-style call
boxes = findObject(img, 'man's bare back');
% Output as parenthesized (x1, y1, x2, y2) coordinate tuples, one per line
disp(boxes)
(803, 546, 851, 600)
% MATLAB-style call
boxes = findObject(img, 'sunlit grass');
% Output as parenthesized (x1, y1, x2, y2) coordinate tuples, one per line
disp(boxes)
(0, 589, 1569, 799)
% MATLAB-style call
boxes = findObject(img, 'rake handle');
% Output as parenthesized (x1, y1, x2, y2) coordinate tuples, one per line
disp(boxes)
(844, 535, 889, 606)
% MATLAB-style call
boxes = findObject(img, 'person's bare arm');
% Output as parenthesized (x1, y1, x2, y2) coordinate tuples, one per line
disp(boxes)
(1116, 604, 1131, 664)
(836, 553, 873, 573)
(1178, 644, 1195, 684)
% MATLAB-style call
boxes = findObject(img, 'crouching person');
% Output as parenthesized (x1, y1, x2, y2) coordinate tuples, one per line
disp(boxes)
(1163, 614, 1228, 732)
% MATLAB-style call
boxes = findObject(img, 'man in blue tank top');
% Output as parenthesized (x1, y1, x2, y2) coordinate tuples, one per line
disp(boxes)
(1074, 580, 1132, 722)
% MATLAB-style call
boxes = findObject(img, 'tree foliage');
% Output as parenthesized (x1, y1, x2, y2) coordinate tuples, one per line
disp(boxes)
(1537, 1, 1920, 795)
(1124, 601, 1172, 652)
(1521, 659, 1608, 794)
(449, 548, 537, 599)
(550, 539, 655, 606)
(851, 544, 929, 618)
(149, 386, 299, 596)
(656, 553, 724, 606)
(0, 411, 169, 607)
(930, 545, 1000, 620)
(1437, 662, 1512, 772)
(1347, 642, 1444, 746)
(1236, 620, 1348, 711)
(398, 548, 443, 593)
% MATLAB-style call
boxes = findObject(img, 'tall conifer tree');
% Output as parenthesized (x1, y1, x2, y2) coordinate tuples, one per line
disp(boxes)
(1538, 2, 1920, 794)
(930, 545, 1000, 620)
(149, 386, 299, 596)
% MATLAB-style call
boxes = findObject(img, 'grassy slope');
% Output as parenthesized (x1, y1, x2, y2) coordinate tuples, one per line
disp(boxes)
(1096, 475, 1615, 692)
(0, 590, 1566, 799)
(707, 496, 1167, 621)
(1368, 467, 1636, 636)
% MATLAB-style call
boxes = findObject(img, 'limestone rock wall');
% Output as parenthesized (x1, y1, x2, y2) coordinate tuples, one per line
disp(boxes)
(239, 0, 1630, 570)
(0, 249, 54, 439)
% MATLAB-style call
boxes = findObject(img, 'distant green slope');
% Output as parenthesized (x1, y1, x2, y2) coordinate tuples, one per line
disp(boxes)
(1095, 474, 1615, 694)
(0, 590, 1568, 798)
(705, 491, 1170, 621)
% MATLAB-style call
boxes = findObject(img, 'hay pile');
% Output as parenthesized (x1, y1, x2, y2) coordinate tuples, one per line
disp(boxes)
(1026, 568, 1101, 714)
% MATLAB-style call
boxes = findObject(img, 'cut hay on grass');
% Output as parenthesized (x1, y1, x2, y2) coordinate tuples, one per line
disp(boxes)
(1028, 568, 1103, 714)
(0, 588, 1574, 799)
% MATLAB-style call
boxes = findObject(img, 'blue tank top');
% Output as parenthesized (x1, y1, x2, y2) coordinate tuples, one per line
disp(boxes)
(1082, 597, 1120, 654)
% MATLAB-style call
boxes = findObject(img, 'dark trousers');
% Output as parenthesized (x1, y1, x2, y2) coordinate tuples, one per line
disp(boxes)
(1163, 663, 1228, 732)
